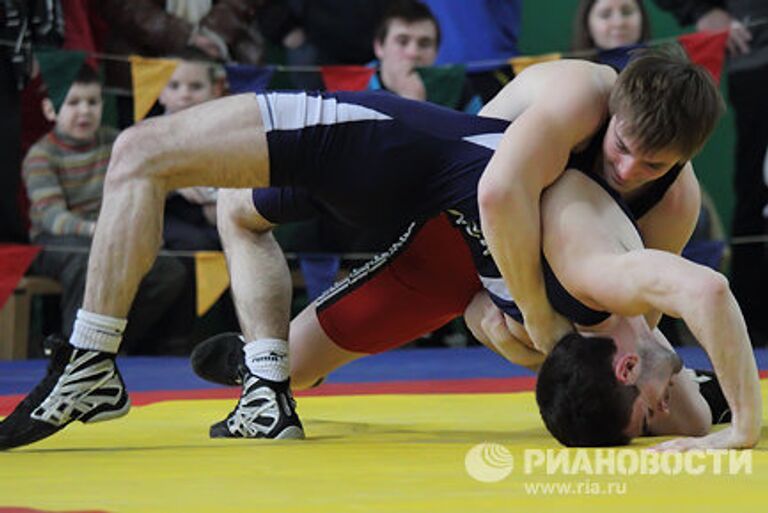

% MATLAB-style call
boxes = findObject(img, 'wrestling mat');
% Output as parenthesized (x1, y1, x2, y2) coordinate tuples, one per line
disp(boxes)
(0, 346, 766, 513)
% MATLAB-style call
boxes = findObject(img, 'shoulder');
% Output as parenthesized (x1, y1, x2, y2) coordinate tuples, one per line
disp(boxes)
(23, 132, 57, 164)
(481, 60, 615, 137)
(653, 164, 701, 220)
(636, 163, 701, 253)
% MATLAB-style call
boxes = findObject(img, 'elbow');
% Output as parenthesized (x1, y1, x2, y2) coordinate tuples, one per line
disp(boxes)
(697, 270, 731, 309)
(478, 177, 515, 222)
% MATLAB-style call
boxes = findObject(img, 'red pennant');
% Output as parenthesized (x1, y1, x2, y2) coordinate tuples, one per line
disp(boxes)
(0, 245, 42, 310)
(320, 66, 375, 92)
(677, 30, 729, 84)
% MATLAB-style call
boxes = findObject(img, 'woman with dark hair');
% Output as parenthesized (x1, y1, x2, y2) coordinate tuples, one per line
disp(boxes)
(572, 0, 651, 52)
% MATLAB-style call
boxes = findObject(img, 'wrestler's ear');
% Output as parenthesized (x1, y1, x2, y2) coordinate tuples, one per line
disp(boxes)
(614, 354, 641, 385)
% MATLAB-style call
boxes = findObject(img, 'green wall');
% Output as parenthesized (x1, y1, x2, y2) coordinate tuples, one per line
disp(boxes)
(518, 1, 736, 232)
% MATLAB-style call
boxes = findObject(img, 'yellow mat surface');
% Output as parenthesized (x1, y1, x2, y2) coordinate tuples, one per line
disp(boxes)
(1, 387, 767, 513)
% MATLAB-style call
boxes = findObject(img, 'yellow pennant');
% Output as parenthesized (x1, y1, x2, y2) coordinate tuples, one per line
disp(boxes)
(509, 52, 562, 76)
(129, 55, 178, 122)
(194, 251, 230, 317)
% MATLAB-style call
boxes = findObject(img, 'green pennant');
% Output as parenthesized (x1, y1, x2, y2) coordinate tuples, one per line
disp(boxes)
(35, 49, 89, 112)
(416, 65, 466, 109)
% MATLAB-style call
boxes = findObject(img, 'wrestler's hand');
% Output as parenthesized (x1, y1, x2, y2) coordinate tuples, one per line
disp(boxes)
(464, 291, 545, 370)
(650, 425, 759, 452)
(524, 306, 574, 355)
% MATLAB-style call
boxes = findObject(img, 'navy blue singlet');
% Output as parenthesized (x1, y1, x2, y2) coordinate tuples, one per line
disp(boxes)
(251, 92, 682, 326)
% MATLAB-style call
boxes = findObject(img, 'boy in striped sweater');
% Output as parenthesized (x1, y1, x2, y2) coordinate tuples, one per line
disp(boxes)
(22, 63, 187, 355)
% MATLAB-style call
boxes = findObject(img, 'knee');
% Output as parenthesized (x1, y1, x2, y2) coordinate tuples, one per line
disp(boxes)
(104, 122, 166, 188)
(217, 188, 273, 235)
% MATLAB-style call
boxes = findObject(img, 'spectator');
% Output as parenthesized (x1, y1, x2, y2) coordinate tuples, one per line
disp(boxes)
(158, 54, 225, 251)
(95, 0, 266, 126)
(369, 0, 482, 113)
(157, 52, 240, 350)
(22, 64, 187, 354)
(0, 0, 64, 242)
(572, 0, 652, 52)
(653, 0, 768, 346)
(254, 0, 391, 90)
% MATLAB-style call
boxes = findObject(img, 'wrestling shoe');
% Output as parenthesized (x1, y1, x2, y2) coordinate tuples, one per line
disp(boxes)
(0, 339, 130, 450)
(209, 371, 304, 439)
(190, 332, 245, 386)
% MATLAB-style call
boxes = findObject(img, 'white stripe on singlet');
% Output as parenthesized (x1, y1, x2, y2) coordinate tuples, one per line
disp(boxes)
(479, 275, 515, 302)
(463, 133, 503, 151)
(256, 92, 392, 133)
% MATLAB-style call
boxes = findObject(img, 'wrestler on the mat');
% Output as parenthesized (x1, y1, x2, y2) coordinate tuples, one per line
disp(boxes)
(192, 170, 745, 448)
(4, 47, 753, 451)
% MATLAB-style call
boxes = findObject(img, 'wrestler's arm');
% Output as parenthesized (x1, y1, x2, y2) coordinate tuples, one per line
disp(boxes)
(635, 163, 701, 327)
(477, 61, 616, 354)
(463, 291, 545, 371)
(576, 250, 761, 449)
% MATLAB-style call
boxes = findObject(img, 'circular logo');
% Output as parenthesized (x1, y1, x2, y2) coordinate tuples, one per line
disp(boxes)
(464, 443, 514, 483)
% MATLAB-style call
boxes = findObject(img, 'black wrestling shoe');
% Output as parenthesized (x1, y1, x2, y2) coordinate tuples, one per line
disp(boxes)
(209, 371, 304, 440)
(0, 341, 130, 450)
(190, 332, 245, 387)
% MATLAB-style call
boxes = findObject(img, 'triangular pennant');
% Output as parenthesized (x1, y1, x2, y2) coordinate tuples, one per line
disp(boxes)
(0, 245, 42, 310)
(225, 64, 275, 94)
(129, 55, 179, 121)
(35, 49, 88, 112)
(597, 43, 647, 70)
(320, 66, 376, 92)
(677, 30, 729, 84)
(194, 251, 230, 317)
(508, 52, 561, 76)
(416, 65, 466, 109)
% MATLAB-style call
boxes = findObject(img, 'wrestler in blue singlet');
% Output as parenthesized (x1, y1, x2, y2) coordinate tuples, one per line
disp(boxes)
(251, 90, 682, 326)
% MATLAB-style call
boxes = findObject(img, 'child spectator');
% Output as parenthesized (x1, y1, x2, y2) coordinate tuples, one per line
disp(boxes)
(158, 55, 224, 251)
(23, 63, 187, 354)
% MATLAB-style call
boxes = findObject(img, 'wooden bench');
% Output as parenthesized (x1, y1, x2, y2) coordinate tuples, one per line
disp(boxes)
(0, 276, 62, 360)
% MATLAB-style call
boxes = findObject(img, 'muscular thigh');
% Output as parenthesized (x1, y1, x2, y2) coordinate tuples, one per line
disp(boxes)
(138, 94, 270, 190)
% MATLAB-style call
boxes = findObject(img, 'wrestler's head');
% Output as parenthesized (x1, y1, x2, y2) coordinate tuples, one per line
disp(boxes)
(536, 327, 685, 446)
(601, 45, 725, 192)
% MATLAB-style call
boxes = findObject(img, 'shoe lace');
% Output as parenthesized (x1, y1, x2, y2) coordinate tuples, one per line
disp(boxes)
(227, 376, 280, 435)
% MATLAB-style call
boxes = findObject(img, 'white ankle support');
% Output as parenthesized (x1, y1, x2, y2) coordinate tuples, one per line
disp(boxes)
(244, 339, 290, 382)
(70, 309, 127, 354)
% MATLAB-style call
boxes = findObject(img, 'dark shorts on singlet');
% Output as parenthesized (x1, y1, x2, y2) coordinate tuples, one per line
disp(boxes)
(254, 90, 507, 230)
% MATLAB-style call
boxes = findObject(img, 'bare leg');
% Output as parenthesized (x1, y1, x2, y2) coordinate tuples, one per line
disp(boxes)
(216, 188, 291, 342)
(289, 303, 366, 390)
(83, 94, 269, 319)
